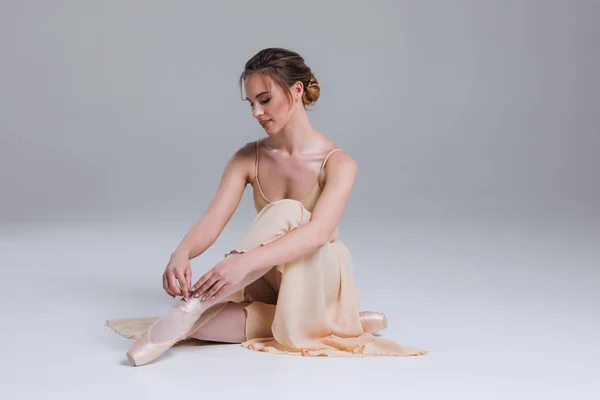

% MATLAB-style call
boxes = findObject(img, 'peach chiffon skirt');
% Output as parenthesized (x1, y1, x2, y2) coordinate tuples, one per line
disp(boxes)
(106, 199, 428, 357)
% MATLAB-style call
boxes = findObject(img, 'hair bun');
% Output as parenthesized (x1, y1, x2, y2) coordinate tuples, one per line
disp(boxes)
(240, 48, 321, 109)
(302, 74, 320, 106)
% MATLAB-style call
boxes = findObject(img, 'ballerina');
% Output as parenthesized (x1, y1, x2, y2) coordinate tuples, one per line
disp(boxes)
(106, 47, 428, 366)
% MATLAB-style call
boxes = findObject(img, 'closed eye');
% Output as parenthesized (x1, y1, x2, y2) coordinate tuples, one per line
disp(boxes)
(249, 98, 271, 107)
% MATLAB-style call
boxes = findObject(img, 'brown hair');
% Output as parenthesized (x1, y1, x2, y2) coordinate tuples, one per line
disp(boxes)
(239, 48, 320, 108)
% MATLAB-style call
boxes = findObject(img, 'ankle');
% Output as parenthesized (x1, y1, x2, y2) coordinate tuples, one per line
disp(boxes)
(174, 296, 208, 317)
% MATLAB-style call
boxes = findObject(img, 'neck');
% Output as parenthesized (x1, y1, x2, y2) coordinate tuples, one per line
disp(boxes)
(267, 108, 319, 155)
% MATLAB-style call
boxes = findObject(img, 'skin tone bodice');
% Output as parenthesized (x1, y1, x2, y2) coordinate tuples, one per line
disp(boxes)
(251, 138, 343, 213)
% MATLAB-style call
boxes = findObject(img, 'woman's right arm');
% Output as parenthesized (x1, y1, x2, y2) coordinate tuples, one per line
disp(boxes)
(163, 142, 254, 298)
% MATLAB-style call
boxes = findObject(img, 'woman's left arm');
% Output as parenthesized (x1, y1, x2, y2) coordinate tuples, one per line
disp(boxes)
(242, 152, 358, 273)
(191, 152, 357, 299)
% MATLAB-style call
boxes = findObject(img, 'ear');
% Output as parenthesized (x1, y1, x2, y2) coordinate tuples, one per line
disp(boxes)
(291, 81, 303, 100)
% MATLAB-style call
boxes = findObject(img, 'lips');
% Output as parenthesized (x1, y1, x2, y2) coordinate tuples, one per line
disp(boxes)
(260, 120, 271, 127)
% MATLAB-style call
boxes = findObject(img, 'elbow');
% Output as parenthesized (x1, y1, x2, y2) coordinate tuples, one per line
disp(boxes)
(312, 225, 332, 248)
(315, 237, 328, 249)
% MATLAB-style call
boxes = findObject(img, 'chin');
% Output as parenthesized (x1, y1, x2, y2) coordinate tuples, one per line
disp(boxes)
(264, 125, 280, 136)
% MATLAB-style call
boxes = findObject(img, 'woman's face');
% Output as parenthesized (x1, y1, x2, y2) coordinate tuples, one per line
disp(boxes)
(244, 74, 299, 135)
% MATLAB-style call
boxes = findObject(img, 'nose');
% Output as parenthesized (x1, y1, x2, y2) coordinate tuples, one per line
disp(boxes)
(252, 104, 263, 119)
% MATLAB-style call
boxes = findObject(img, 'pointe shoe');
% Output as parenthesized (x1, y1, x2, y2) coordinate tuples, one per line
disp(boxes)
(359, 311, 388, 334)
(126, 298, 204, 367)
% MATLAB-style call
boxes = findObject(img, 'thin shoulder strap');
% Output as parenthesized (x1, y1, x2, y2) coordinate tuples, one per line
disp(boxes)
(254, 139, 260, 182)
(319, 148, 343, 172)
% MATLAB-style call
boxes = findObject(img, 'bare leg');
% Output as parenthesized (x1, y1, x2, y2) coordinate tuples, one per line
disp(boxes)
(188, 302, 249, 343)
(127, 200, 324, 365)
(145, 253, 272, 343)
(126, 254, 276, 365)
(188, 270, 278, 343)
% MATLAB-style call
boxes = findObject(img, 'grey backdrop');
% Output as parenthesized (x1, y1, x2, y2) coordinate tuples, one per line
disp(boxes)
(2, 1, 600, 398)
(2, 0, 598, 230)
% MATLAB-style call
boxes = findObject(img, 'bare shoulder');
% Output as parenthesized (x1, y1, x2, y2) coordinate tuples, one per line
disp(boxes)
(322, 138, 357, 170)
(311, 147, 358, 227)
(322, 148, 358, 187)
(223, 140, 256, 185)
(327, 149, 358, 173)
(232, 140, 256, 160)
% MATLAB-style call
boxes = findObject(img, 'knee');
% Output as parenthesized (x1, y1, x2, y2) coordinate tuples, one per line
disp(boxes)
(233, 200, 310, 253)
(262, 199, 306, 220)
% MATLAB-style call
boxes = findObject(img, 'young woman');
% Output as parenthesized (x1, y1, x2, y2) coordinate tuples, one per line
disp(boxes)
(107, 48, 428, 366)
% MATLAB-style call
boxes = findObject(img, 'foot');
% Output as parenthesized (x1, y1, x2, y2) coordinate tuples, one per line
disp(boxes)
(126, 297, 206, 366)
(359, 311, 388, 334)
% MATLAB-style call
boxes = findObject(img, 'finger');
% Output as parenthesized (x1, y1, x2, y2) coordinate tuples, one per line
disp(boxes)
(192, 270, 213, 293)
(212, 283, 230, 300)
(167, 270, 182, 296)
(196, 277, 218, 299)
(194, 274, 218, 298)
(206, 280, 227, 300)
(167, 270, 179, 295)
(163, 272, 175, 297)
(162, 273, 174, 297)
(184, 269, 192, 293)
(175, 270, 189, 299)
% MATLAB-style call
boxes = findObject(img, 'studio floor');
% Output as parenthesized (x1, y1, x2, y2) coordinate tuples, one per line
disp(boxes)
(2, 219, 598, 399)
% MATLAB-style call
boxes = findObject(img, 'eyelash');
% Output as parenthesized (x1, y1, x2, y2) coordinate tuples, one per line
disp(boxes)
(250, 98, 270, 107)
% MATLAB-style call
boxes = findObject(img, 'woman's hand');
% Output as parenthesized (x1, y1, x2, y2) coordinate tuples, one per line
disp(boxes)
(191, 254, 247, 301)
(162, 252, 192, 299)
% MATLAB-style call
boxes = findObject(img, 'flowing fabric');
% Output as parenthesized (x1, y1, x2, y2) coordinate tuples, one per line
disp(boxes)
(106, 141, 428, 357)
(107, 200, 427, 357)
